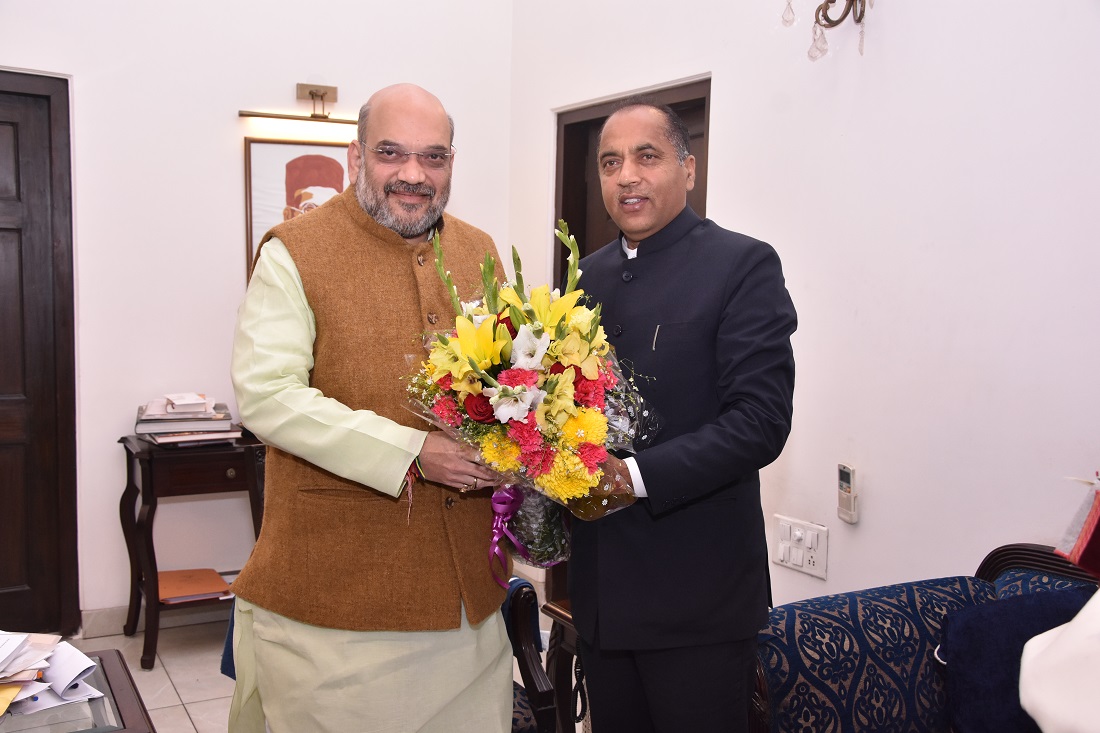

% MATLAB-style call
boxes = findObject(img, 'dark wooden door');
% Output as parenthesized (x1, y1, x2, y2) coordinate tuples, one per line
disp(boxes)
(0, 71, 78, 634)
(554, 79, 711, 282)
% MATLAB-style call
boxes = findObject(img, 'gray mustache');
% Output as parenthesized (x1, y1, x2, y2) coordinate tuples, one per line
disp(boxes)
(386, 182, 435, 197)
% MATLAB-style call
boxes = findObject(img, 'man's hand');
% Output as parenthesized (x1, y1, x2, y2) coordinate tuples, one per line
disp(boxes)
(566, 454, 637, 521)
(593, 454, 634, 498)
(416, 431, 502, 493)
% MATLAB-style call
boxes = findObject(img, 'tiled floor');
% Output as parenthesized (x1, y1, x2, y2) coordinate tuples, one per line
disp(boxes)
(68, 619, 566, 733)
(70, 620, 235, 733)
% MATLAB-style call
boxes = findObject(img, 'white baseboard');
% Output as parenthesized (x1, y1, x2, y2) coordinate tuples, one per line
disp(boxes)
(77, 602, 232, 640)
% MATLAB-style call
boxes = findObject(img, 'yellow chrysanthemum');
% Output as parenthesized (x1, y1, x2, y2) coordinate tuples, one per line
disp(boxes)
(535, 451, 599, 502)
(479, 430, 523, 473)
(561, 408, 608, 449)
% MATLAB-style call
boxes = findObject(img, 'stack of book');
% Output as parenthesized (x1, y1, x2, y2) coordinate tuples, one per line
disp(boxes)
(135, 392, 241, 447)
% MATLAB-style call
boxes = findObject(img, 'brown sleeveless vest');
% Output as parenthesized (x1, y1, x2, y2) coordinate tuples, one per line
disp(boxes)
(231, 186, 508, 630)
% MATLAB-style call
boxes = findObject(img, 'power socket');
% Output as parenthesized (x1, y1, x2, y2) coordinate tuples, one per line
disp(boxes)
(773, 514, 829, 580)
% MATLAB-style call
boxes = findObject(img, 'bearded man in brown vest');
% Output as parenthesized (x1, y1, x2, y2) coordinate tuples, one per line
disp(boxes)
(228, 84, 511, 733)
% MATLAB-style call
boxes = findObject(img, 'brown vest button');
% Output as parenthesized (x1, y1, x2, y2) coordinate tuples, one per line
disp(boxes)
(445, 497, 455, 508)
(417, 254, 426, 266)
(427, 313, 439, 325)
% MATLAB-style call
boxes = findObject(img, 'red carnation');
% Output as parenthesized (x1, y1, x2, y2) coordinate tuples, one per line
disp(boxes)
(430, 395, 462, 428)
(574, 375, 606, 410)
(498, 368, 539, 388)
(463, 392, 496, 423)
(508, 414, 543, 451)
(577, 443, 608, 472)
(435, 373, 453, 390)
(519, 445, 556, 477)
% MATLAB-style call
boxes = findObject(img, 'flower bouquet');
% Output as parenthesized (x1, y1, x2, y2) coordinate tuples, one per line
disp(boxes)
(406, 221, 660, 575)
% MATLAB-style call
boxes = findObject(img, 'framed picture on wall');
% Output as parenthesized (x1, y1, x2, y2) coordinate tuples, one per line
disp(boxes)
(244, 138, 349, 275)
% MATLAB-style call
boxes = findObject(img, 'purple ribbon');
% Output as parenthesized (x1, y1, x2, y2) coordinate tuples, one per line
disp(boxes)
(489, 485, 528, 588)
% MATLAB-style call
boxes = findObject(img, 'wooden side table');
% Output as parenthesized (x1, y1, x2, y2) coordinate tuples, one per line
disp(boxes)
(118, 435, 265, 669)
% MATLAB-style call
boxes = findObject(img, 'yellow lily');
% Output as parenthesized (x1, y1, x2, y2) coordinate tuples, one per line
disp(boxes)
(528, 285, 584, 334)
(454, 314, 507, 372)
(498, 285, 525, 312)
(537, 369, 578, 427)
(549, 331, 602, 380)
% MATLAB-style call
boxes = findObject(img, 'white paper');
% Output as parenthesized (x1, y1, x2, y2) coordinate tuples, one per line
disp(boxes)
(41, 643, 96, 699)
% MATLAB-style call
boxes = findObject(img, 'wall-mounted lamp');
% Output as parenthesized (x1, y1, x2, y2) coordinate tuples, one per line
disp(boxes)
(784, 0, 874, 61)
(815, 0, 866, 28)
(239, 83, 356, 125)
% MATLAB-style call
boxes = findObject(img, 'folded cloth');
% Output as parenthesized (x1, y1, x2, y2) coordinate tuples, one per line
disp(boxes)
(502, 576, 542, 652)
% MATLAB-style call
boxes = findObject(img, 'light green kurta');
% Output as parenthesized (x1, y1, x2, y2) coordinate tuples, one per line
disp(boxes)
(232, 238, 426, 497)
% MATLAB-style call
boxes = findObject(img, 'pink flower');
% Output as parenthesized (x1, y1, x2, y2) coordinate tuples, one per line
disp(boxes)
(574, 376, 606, 410)
(508, 414, 543, 452)
(519, 445, 556, 477)
(431, 395, 463, 428)
(497, 368, 539, 388)
(576, 443, 607, 473)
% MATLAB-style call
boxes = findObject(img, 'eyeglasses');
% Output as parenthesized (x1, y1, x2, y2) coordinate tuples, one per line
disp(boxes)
(361, 142, 455, 170)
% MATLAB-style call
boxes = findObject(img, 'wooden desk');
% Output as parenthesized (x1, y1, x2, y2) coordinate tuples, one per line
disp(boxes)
(118, 435, 265, 669)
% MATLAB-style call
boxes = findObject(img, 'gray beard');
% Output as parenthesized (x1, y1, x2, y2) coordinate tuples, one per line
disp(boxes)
(356, 165, 450, 239)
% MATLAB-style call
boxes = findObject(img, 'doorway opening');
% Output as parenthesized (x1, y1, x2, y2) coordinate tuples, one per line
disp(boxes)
(552, 78, 711, 283)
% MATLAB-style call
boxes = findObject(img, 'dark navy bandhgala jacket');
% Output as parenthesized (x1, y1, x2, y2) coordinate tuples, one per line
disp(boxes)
(569, 207, 797, 650)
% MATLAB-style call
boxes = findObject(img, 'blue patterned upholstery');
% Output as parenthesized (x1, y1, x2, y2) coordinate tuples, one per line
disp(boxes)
(994, 568, 1096, 598)
(756, 576, 995, 733)
(512, 681, 537, 732)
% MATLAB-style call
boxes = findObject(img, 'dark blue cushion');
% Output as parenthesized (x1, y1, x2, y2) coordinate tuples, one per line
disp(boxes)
(757, 576, 995, 733)
(938, 585, 1096, 733)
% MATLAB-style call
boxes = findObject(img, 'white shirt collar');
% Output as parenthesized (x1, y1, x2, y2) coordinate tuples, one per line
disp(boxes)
(620, 237, 638, 259)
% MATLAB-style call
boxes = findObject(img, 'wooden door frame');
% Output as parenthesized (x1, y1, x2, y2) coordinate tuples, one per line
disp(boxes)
(552, 78, 712, 283)
(0, 69, 78, 634)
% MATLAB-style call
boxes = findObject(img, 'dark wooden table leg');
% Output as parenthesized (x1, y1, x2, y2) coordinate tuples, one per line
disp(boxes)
(136, 496, 160, 670)
(119, 461, 142, 637)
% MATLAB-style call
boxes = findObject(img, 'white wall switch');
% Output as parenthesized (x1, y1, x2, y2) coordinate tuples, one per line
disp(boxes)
(773, 514, 828, 580)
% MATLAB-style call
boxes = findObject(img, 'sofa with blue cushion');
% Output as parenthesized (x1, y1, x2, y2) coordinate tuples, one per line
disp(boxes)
(751, 543, 1098, 733)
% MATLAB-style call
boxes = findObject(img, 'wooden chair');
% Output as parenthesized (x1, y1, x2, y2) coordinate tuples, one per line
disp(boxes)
(506, 576, 557, 732)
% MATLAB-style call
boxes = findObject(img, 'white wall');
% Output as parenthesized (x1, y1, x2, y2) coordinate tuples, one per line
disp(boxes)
(3, 0, 1099, 622)
(0, 0, 513, 617)
(507, 1, 1100, 603)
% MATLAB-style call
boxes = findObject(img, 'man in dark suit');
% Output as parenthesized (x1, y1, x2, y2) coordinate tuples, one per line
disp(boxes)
(572, 99, 798, 732)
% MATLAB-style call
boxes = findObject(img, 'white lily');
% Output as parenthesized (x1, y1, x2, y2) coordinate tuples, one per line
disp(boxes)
(510, 323, 551, 370)
(484, 384, 546, 423)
